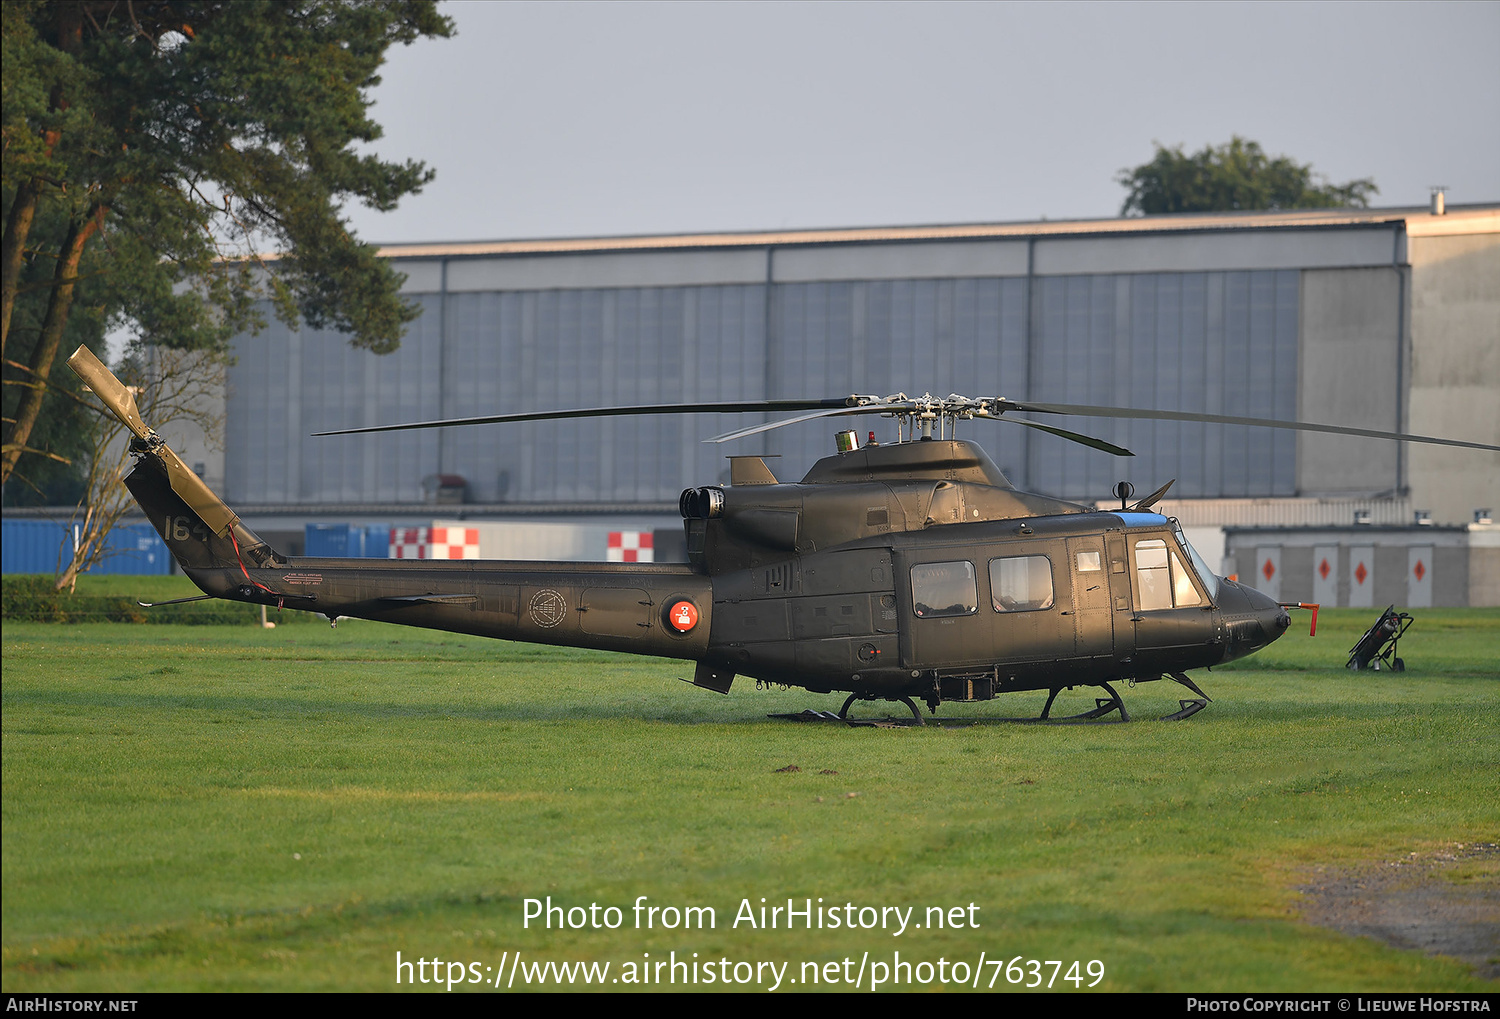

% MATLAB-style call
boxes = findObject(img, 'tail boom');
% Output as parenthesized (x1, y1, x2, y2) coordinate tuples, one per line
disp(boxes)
(124, 454, 710, 657)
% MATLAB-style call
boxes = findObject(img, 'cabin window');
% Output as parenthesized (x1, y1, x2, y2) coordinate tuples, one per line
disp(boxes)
(989, 555, 1055, 612)
(910, 561, 978, 617)
(1076, 551, 1102, 573)
(1134, 538, 1203, 610)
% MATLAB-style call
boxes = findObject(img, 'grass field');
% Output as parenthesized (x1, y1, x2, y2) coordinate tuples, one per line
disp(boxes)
(3, 578, 1497, 992)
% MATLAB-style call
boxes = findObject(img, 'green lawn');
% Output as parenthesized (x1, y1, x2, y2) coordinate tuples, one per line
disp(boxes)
(2, 599, 1496, 992)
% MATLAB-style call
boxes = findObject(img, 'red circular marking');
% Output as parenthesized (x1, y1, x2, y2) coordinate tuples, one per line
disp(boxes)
(668, 601, 699, 632)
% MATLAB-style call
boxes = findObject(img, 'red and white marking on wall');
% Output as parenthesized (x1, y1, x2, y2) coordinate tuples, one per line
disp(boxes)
(390, 527, 430, 559)
(387, 526, 480, 560)
(430, 527, 480, 560)
(607, 531, 654, 563)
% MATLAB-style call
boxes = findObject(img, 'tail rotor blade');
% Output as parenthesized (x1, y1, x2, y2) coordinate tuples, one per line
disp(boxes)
(67, 346, 149, 440)
(66, 344, 239, 536)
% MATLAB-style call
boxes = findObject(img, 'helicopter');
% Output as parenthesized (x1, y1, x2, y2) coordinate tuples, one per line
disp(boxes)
(67, 345, 1500, 725)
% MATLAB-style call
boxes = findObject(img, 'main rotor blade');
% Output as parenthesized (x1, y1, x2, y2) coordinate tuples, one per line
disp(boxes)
(707, 405, 884, 442)
(1002, 417, 1133, 456)
(311, 399, 852, 436)
(1007, 401, 1500, 453)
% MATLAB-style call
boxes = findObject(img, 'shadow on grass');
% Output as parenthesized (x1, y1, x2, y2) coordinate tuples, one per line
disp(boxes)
(6, 681, 1486, 728)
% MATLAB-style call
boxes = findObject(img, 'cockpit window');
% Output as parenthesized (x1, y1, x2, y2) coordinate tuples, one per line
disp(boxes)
(911, 561, 978, 618)
(1135, 540, 1173, 610)
(1173, 523, 1220, 601)
(1134, 538, 1203, 611)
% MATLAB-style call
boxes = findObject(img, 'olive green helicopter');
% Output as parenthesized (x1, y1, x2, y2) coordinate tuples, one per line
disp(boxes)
(68, 345, 1499, 725)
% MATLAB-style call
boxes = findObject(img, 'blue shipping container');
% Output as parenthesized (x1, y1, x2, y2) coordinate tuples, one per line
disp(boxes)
(2, 518, 170, 575)
(2, 519, 71, 574)
(305, 523, 391, 558)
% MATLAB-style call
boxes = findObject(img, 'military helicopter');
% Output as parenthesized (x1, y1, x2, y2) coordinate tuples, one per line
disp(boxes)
(67, 346, 1500, 724)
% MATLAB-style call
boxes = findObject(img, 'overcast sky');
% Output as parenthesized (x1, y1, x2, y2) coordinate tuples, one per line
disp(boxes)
(339, 1, 1500, 245)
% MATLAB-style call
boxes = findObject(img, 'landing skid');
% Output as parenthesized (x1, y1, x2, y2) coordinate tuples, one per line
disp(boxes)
(995, 680, 1130, 724)
(1160, 698, 1209, 721)
(1160, 672, 1212, 721)
(839, 692, 925, 727)
(768, 693, 926, 728)
(769, 675, 1212, 726)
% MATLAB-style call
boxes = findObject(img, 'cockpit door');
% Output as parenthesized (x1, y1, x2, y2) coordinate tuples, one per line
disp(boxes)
(1129, 532, 1212, 657)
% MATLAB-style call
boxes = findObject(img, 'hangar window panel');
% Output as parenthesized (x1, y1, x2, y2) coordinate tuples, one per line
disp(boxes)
(1246, 271, 1278, 493)
(1080, 276, 1118, 496)
(990, 555, 1055, 612)
(932, 278, 954, 385)
(1154, 274, 1183, 484)
(952, 278, 980, 395)
(1203, 272, 1226, 496)
(911, 561, 978, 618)
(1179, 273, 1209, 497)
(864, 281, 894, 401)
(1272, 270, 1299, 495)
(804, 282, 831, 397)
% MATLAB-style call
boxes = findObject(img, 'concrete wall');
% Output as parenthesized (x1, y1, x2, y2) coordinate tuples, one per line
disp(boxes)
(1296, 267, 1402, 496)
(1406, 229, 1500, 525)
(1227, 526, 1482, 606)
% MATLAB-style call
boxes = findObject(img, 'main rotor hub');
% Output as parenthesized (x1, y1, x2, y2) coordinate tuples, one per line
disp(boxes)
(848, 393, 1017, 442)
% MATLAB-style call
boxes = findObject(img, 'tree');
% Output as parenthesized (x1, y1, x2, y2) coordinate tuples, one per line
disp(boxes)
(1117, 137, 1377, 216)
(1, 1, 453, 491)
(55, 345, 225, 592)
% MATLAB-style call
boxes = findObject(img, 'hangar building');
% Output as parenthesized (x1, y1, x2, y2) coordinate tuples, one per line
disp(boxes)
(215, 203, 1496, 519)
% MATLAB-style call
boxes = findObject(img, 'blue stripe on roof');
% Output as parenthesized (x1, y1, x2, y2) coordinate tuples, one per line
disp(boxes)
(1113, 512, 1169, 527)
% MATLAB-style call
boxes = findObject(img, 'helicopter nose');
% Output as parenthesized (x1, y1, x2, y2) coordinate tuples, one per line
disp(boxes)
(1242, 583, 1292, 645)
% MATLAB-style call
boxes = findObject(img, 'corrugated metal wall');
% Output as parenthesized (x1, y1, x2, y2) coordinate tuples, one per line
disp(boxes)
(224, 269, 1300, 505)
